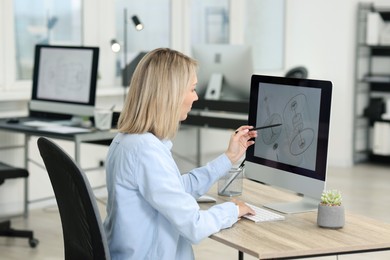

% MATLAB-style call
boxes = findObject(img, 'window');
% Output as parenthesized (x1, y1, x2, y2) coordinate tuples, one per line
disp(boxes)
(244, 0, 285, 71)
(115, 0, 171, 51)
(190, 0, 285, 71)
(13, 0, 82, 80)
(114, 0, 171, 82)
(1, 0, 284, 95)
(190, 0, 230, 44)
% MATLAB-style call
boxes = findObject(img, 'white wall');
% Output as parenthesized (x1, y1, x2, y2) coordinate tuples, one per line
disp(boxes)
(285, 0, 360, 167)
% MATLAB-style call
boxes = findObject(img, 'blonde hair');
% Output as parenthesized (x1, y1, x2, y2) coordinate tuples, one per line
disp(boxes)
(118, 48, 198, 140)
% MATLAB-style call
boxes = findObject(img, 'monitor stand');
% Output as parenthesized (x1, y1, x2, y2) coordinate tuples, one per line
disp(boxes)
(264, 196, 320, 214)
(205, 73, 223, 100)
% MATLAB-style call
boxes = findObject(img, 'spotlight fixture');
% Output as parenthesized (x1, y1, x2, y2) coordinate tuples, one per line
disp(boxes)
(110, 39, 121, 53)
(131, 15, 144, 31)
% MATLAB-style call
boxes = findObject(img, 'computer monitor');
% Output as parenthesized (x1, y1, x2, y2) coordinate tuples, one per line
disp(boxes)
(29, 44, 99, 120)
(192, 44, 253, 101)
(122, 51, 148, 87)
(245, 75, 332, 214)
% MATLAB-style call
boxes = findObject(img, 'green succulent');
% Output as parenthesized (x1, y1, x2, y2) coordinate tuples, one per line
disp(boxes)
(320, 189, 342, 206)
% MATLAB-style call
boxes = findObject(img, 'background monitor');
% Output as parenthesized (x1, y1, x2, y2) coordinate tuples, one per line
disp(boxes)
(245, 75, 332, 214)
(192, 44, 253, 101)
(29, 44, 99, 119)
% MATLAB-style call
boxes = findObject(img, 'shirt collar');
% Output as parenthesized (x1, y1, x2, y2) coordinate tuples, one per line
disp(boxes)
(161, 139, 173, 150)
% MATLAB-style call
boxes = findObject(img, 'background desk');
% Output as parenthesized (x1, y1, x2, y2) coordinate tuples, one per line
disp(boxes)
(0, 117, 117, 216)
(183, 99, 248, 129)
(203, 179, 390, 259)
(182, 99, 248, 166)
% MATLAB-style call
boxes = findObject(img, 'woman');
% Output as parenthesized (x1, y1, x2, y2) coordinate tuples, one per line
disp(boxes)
(103, 48, 256, 260)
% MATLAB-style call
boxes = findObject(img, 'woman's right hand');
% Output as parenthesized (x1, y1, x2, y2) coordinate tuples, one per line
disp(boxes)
(225, 125, 257, 164)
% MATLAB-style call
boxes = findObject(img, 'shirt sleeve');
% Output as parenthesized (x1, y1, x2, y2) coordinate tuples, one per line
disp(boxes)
(181, 153, 232, 198)
(135, 140, 239, 244)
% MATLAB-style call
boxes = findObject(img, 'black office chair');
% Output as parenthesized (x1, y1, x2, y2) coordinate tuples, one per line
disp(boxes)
(37, 137, 110, 260)
(0, 162, 39, 247)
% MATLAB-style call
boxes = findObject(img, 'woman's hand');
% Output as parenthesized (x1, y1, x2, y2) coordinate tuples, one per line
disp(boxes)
(225, 125, 257, 164)
(231, 198, 256, 218)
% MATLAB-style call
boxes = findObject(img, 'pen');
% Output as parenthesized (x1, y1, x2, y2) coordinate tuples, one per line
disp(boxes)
(238, 159, 246, 169)
(235, 123, 282, 134)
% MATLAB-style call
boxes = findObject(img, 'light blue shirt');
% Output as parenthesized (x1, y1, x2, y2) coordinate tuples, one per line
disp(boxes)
(103, 132, 239, 260)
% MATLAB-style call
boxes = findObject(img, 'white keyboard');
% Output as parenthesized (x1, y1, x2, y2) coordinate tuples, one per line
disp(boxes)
(243, 203, 285, 223)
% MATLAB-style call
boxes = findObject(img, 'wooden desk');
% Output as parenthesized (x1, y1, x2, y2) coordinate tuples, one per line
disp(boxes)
(203, 179, 390, 259)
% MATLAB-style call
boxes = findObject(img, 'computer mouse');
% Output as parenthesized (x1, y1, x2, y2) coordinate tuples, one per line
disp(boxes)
(6, 118, 20, 124)
(196, 195, 217, 203)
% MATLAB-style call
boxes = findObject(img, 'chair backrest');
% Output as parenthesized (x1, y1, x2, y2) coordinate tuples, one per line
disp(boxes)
(37, 137, 110, 260)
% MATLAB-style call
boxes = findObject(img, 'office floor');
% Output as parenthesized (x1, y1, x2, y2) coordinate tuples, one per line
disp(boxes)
(1, 163, 389, 260)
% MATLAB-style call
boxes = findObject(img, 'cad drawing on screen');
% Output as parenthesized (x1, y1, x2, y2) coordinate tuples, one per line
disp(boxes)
(257, 91, 317, 169)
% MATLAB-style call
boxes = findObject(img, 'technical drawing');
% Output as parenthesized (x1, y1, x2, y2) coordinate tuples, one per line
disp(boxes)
(36, 49, 93, 103)
(257, 91, 316, 167)
(283, 94, 315, 156)
(42, 60, 89, 95)
(261, 96, 283, 145)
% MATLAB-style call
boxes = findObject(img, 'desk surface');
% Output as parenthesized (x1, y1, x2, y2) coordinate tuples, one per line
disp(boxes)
(204, 179, 390, 259)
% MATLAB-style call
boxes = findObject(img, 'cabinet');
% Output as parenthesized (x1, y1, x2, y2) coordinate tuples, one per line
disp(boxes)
(353, 3, 390, 163)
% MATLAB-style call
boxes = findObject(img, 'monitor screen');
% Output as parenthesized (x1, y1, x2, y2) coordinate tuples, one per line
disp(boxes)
(245, 75, 332, 213)
(192, 44, 253, 101)
(29, 44, 99, 118)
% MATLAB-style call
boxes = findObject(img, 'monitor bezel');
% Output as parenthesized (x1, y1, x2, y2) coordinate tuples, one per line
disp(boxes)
(246, 74, 332, 182)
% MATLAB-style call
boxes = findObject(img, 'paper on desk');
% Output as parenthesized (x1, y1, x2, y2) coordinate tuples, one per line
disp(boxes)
(22, 120, 91, 133)
(38, 125, 91, 134)
(22, 120, 58, 127)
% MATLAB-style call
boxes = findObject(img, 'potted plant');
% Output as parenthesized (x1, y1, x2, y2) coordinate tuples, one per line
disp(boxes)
(317, 189, 345, 229)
